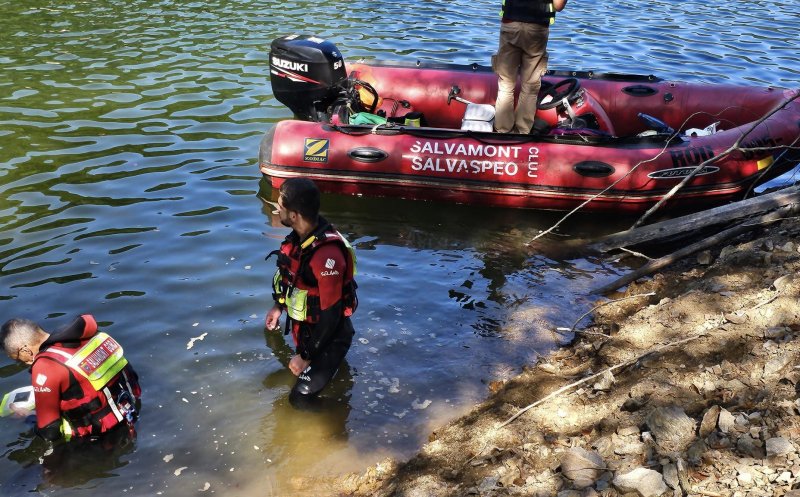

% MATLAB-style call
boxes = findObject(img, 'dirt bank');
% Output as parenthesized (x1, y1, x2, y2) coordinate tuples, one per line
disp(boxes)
(326, 216, 800, 497)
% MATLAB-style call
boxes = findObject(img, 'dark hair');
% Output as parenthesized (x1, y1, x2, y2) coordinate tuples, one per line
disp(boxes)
(279, 178, 320, 221)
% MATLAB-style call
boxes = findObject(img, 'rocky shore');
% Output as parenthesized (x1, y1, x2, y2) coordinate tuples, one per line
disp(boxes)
(327, 215, 800, 497)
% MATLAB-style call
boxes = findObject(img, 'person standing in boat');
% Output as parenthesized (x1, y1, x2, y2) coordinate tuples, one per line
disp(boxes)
(494, 0, 568, 134)
(264, 178, 358, 409)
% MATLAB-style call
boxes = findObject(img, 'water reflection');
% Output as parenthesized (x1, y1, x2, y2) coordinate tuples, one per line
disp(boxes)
(4, 424, 135, 491)
(261, 330, 354, 491)
(258, 176, 629, 340)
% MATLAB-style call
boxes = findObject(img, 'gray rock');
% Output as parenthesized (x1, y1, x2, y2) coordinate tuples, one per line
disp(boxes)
(699, 405, 720, 437)
(560, 448, 605, 489)
(764, 354, 793, 377)
(766, 437, 795, 458)
(718, 408, 736, 434)
(706, 432, 732, 449)
(593, 370, 615, 392)
(592, 437, 614, 458)
(477, 476, 499, 493)
(661, 463, 679, 490)
(737, 435, 765, 459)
(734, 413, 749, 428)
(723, 312, 748, 324)
(612, 467, 668, 497)
(617, 425, 641, 437)
(764, 326, 788, 339)
(614, 439, 646, 456)
(686, 439, 706, 466)
(720, 245, 737, 259)
(646, 406, 697, 455)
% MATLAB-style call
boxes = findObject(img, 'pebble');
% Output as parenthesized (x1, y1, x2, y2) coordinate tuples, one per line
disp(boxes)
(560, 448, 605, 489)
(612, 467, 668, 497)
(700, 405, 721, 437)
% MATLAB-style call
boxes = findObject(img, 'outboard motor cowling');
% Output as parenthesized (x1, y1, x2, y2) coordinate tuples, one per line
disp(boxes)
(269, 34, 347, 122)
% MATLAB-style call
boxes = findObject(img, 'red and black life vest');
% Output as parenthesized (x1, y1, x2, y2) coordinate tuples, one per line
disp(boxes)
(270, 220, 358, 343)
(34, 333, 140, 441)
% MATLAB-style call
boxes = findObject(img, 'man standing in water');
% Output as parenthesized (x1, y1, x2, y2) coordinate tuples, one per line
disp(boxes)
(494, 0, 568, 134)
(265, 178, 358, 409)
(1, 315, 141, 442)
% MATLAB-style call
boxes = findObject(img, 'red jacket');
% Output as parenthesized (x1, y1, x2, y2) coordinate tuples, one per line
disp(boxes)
(270, 217, 358, 360)
(32, 315, 140, 441)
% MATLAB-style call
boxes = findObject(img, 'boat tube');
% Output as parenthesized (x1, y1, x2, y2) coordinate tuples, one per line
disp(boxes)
(260, 34, 800, 213)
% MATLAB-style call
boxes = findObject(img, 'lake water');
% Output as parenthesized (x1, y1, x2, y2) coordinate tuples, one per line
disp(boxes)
(0, 1, 797, 495)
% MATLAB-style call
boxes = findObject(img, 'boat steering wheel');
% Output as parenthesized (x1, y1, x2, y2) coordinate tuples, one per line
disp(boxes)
(537, 78, 581, 110)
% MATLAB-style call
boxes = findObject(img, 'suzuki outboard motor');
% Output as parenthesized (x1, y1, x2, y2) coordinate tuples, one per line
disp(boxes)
(269, 34, 347, 122)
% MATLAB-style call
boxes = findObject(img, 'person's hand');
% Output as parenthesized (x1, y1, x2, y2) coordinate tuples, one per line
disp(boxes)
(288, 355, 311, 376)
(9, 403, 33, 418)
(265, 304, 283, 331)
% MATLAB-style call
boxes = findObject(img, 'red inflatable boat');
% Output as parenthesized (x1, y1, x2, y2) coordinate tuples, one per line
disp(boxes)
(259, 35, 800, 213)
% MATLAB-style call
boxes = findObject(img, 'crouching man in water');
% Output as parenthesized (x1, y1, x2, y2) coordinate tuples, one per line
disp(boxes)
(1, 315, 141, 443)
(265, 178, 358, 410)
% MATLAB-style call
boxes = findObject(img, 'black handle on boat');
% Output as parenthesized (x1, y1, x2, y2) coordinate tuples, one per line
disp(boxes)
(447, 85, 461, 105)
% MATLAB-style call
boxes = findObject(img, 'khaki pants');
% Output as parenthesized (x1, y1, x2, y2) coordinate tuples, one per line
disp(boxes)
(493, 21, 550, 134)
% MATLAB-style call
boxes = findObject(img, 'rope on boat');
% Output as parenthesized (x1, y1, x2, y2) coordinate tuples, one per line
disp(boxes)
(631, 91, 800, 229)
(330, 122, 616, 146)
(527, 91, 800, 245)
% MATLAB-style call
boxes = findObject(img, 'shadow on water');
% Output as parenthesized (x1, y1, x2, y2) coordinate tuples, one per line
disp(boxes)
(3, 424, 135, 493)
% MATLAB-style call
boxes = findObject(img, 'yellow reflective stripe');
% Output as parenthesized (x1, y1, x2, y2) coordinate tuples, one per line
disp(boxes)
(0, 393, 12, 417)
(61, 418, 73, 442)
(64, 333, 128, 390)
(338, 233, 358, 277)
(301, 235, 316, 249)
(757, 156, 774, 170)
(285, 288, 308, 321)
(548, 2, 556, 24)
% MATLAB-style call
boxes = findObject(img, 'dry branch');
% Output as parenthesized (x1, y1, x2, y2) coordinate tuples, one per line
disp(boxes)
(589, 184, 800, 253)
(528, 92, 800, 247)
(497, 334, 706, 428)
(557, 292, 655, 336)
(590, 203, 800, 295)
(631, 92, 800, 228)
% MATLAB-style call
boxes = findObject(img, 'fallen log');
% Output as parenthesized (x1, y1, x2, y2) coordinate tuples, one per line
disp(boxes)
(589, 184, 800, 253)
(591, 203, 800, 295)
